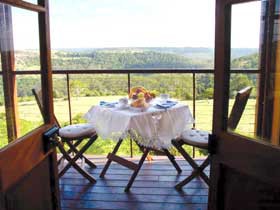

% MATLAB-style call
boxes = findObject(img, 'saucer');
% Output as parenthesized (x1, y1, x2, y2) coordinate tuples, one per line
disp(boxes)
(156, 100, 178, 109)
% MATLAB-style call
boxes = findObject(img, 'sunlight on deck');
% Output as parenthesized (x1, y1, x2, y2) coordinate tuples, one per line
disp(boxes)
(60, 156, 209, 210)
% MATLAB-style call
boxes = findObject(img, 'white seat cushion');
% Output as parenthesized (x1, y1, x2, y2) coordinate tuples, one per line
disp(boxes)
(59, 123, 96, 139)
(181, 129, 209, 148)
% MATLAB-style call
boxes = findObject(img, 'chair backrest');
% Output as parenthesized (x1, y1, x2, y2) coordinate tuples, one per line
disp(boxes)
(228, 86, 252, 130)
(32, 88, 60, 127)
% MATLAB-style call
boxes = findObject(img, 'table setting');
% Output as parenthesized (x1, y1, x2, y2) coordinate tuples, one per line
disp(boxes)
(84, 86, 194, 149)
(84, 86, 194, 191)
(98, 88, 178, 111)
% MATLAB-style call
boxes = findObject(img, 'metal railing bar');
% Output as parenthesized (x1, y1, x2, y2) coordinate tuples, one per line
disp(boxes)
(53, 69, 215, 74)
(66, 73, 72, 124)
(127, 73, 131, 94)
(192, 73, 196, 128)
(192, 73, 196, 158)
(6, 68, 260, 75)
(127, 73, 133, 158)
(52, 69, 259, 74)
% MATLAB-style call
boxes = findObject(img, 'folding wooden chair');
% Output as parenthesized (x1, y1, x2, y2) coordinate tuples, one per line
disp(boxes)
(172, 86, 252, 190)
(32, 88, 98, 183)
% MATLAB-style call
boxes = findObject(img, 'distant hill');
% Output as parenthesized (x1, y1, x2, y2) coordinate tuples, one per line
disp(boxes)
(51, 50, 213, 70)
(231, 53, 258, 69)
(56, 47, 258, 60)
(51, 47, 258, 70)
(230, 48, 258, 59)
(7, 47, 258, 70)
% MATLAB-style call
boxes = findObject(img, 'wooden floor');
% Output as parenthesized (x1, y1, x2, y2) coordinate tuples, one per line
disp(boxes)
(60, 156, 209, 210)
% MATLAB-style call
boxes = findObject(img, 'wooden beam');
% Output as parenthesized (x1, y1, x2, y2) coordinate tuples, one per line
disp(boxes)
(209, 0, 231, 208)
(0, 0, 45, 12)
(225, 0, 259, 4)
(255, 0, 278, 141)
(0, 69, 260, 75)
(261, 0, 276, 140)
(212, 0, 231, 134)
(271, 23, 280, 145)
(0, 4, 19, 142)
(271, 71, 280, 145)
(38, 0, 55, 124)
(255, 1, 269, 137)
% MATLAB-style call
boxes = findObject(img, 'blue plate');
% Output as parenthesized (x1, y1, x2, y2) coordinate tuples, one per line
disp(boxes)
(100, 101, 118, 108)
(156, 100, 177, 109)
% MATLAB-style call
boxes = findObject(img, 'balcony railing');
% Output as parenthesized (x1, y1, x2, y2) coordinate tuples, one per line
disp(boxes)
(0, 68, 259, 155)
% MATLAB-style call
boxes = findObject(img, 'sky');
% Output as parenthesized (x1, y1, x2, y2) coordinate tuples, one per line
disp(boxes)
(11, 0, 261, 49)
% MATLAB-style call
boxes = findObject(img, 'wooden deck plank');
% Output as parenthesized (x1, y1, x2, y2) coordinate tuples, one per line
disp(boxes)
(60, 155, 207, 165)
(67, 164, 210, 172)
(63, 173, 160, 181)
(60, 179, 208, 188)
(60, 156, 208, 210)
(61, 191, 208, 204)
(66, 168, 209, 175)
(61, 200, 208, 210)
(75, 159, 209, 167)
(64, 158, 209, 171)
(62, 172, 210, 182)
(60, 185, 209, 196)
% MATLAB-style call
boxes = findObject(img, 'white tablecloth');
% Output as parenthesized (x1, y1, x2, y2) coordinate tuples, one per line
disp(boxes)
(84, 102, 194, 149)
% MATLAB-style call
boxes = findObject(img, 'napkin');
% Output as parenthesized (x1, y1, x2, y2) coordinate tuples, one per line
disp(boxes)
(100, 101, 118, 108)
(156, 100, 178, 109)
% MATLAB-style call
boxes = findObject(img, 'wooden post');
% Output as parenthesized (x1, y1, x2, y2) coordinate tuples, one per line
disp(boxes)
(271, 70, 280, 145)
(271, 7, 280, 145)
(255, 1, 268, 137)
(38, 0, 55, 125)
(38, 0, 60, 209)
(0, 4, 19, 142)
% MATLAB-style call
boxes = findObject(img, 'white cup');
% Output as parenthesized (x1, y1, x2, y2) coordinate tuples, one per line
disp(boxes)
(119, 97, 128, 106)
(160, 94, 169, 101)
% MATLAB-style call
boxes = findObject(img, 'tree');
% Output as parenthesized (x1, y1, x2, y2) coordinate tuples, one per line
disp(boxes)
(230, 74, 253, 98)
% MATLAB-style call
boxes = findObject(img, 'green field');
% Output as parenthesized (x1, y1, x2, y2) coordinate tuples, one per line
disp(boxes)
(0, 96, 256, 156)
